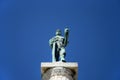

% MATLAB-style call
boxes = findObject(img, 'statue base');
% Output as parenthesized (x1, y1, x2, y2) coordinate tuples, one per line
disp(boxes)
(41, 62, 78, 80)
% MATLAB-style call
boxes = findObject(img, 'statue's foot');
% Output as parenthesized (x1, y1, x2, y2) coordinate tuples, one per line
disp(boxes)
(62, 60, 66, 62)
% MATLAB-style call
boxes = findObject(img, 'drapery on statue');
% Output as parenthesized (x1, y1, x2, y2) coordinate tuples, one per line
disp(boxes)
(49, 28, 69, 62)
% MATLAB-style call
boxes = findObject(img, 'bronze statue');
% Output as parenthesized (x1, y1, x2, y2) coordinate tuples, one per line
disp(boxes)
(49, 28, 69, 62)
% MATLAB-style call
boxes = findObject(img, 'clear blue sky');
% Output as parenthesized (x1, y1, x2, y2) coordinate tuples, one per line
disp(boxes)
(0, 0, 120, 80)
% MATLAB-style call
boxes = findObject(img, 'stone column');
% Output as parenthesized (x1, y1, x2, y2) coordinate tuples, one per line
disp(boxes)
(41, 62, 78, 80)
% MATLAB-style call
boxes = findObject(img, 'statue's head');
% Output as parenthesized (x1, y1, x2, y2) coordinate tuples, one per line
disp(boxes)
(56, 29, 61, 36)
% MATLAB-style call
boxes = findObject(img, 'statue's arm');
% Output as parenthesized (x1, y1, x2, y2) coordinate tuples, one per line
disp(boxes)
(49, 36, 57, 48)
(64, 28, 69, 47)
(49, 38, 53, 48)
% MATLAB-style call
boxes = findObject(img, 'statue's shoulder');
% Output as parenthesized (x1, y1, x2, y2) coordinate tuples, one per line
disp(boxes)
(49, 36, 56, 41)
(55, 35, 64, 39)
(49, 36, 55, 41)
(51, 36, 56, 39)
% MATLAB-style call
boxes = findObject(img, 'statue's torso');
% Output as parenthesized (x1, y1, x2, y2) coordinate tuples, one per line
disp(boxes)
(50, 36, 65, 48)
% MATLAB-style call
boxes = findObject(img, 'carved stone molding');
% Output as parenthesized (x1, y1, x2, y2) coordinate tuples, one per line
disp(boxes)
(42, 67, 74, 80)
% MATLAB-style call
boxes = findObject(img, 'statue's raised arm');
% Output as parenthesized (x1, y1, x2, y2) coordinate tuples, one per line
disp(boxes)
(64, 28, 69, 47)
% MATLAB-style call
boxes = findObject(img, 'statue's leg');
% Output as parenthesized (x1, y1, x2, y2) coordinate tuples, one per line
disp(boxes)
(55, 50, 59, 61)
(55, 43, 59, 61)
(60, 47, 66, 62)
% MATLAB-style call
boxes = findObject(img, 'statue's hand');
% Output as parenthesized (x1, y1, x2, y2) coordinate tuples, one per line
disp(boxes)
(64, 28, 69, 33)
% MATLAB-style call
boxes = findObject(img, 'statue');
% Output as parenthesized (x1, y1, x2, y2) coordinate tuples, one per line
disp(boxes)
(49, 28, 69, 62)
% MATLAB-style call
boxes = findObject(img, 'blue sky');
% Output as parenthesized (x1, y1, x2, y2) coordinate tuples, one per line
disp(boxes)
(0, 0, 120, 80)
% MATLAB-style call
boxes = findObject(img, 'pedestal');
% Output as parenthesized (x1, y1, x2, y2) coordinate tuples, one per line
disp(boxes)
(41, 62, 78, 80)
